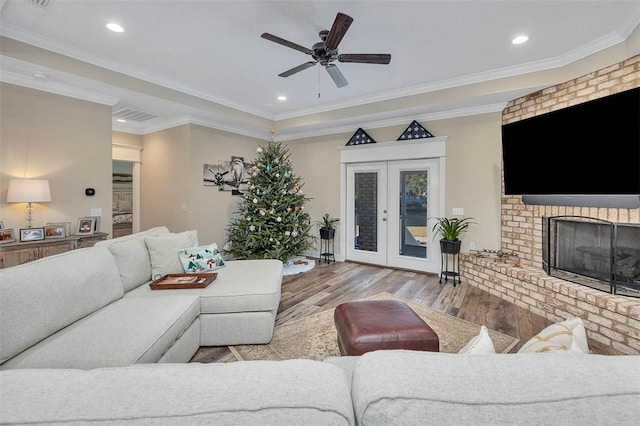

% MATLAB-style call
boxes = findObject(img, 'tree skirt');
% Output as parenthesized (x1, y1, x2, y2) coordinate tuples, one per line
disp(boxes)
(282, 256, 316, 276)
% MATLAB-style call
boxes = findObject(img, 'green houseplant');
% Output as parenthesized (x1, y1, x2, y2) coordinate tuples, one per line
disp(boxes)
(431, 216, 476, 254)
(315, 213, 340, 239)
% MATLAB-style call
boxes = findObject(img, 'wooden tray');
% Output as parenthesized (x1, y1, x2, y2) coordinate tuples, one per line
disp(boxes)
(149, 272, 217, 290)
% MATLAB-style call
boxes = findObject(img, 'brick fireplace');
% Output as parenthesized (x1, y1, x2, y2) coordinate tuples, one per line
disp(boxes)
(460, 55, 640, 354)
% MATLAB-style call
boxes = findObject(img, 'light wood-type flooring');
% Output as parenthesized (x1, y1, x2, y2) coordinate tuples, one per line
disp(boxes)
(191, 260, 617, 363)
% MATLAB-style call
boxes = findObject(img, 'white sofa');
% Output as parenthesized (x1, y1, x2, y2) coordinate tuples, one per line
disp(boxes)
(0, 227, 283, 369)
(1, 227, 639, 424)
(1, 351, 639, 425)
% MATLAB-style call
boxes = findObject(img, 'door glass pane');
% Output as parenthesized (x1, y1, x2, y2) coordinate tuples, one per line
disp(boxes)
(399, 170, 428, 258)
(354, 172, 377, 252)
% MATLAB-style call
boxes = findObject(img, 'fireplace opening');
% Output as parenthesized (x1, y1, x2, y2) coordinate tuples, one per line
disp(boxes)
(543, 216, 640, 298)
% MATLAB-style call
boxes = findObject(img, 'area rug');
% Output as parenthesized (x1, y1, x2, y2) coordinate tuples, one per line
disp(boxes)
(229, 292, 519, 361)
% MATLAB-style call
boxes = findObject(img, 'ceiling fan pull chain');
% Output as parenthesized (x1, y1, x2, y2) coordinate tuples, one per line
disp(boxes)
(318, 65, 321, 99)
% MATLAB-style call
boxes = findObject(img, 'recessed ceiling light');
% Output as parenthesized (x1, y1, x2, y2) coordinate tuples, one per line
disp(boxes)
(277, 95, 287, 101)
(106, 22, 124, 33)
(116, 119, 127, 123)
(512, 35, 529, 45)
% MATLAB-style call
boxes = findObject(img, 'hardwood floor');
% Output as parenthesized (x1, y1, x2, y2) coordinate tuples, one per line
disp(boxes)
(191, 259, 616, 363)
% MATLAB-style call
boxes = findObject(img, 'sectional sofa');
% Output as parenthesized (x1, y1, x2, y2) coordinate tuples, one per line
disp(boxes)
(1, 227, 639, 424)
(0, 226, 283, 369)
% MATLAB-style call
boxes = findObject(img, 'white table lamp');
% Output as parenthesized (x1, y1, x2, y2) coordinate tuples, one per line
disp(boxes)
(6, 179, 52, 228)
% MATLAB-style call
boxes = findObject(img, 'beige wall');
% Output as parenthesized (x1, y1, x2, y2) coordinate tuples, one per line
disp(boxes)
(0, 83, 113, 236)
(112, 131, 142, 147)
(287, 111, 503, 256)
(139, 124, 191, 233)
(139, 124, 262, 246)
(188, 125, 262, 246)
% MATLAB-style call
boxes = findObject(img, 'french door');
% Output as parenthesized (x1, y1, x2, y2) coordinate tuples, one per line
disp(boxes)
(345, 159, 442, 273)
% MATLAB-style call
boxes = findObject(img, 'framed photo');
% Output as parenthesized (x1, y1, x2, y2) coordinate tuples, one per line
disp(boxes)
(0, 229, 16, 244)
(20, 227, 45, 242)
(79, 216, 100, 233)
(76, 218, 96, 235)
(46, 222, 71, 237)
(44, 225, 66, 239)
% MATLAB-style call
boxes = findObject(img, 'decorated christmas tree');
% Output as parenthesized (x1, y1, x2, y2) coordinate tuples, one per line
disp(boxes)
(224, 141, 315, 263)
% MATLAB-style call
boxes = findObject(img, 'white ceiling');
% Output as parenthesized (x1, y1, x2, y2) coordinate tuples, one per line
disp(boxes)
(1, 0, 639, 139)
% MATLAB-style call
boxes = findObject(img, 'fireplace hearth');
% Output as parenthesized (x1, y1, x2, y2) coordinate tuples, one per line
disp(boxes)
(543, 216, 640, 298)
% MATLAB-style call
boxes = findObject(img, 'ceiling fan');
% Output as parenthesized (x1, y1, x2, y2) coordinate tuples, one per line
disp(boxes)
(261, 12, 391, 88)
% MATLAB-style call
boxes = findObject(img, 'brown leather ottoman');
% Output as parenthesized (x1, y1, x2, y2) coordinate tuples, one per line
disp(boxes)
(334, 300, 439, 356)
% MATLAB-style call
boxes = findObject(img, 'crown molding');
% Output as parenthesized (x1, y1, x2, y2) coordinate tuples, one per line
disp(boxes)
(0, 24, 272, 120)
(275, 102, 507, 141)
(0, 68, 120, 106)
(273, 30, 630, 122)
(3, 14, 636, 124)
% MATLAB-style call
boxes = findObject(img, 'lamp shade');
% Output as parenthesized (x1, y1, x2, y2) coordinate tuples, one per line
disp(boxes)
(6, 179, 52, 203)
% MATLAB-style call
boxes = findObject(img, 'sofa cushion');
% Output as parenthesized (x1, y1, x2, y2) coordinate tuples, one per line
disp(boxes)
(1, 295, 200, 369)
(108, 238, 152, 292)
(0, 247, 123, 365)
(0, 361, 355, 425)
(94, 226, 169, 250)
(517, 317, 589, 354)
(125, 259, 283, 314)
(95, 226, 170, 291)
(350, 350, 640, 425)
(145, 230, 198, 278)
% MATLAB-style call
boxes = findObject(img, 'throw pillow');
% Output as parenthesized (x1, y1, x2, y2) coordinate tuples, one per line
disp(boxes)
(178, 243, 226, 273)
(145, 230, 198, 279)
(517, 317, 590, 354)
(458, 325, 496, 355)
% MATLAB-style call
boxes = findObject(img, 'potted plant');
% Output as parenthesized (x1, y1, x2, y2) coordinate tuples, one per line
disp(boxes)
(315, 213, 340, 239)
(431, 216, 476, 254)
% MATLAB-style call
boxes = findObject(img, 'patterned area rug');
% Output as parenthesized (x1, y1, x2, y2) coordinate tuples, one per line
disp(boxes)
(229, 292, 519, 361)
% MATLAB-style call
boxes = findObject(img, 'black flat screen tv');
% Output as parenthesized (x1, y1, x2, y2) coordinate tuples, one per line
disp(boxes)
(501, 87, 640, 199)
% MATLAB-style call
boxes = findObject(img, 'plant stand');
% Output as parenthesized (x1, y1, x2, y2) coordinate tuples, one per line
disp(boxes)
(319, 228, 335, 264)
(439, 239, 461, 286)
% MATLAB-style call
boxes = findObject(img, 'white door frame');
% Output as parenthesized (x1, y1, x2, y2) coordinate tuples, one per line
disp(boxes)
(339, 137, 447, 271)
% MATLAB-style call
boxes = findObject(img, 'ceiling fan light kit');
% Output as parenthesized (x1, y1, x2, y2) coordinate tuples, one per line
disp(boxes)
(261, 12, 391, 88)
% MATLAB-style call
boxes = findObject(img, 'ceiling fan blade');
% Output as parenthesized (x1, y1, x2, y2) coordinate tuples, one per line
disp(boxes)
(338, 54, 392, 64)
(325, 64, 348, 88)
(324, 12, 353, 51)
(279, 61, 317, 77)
(261, 33, 313, 55)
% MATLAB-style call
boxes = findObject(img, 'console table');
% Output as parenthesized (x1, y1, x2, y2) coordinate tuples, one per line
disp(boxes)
(0, 232, 108, 269)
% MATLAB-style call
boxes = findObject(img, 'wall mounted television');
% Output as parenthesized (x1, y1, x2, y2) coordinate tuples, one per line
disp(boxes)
(501, 87, 640, 207)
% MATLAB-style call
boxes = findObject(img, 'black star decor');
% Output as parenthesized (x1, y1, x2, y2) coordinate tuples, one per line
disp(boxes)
(397, 120, 434, 141)
(346, 128, 377, 146)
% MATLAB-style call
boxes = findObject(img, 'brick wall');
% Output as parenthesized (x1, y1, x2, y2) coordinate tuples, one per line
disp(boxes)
(460, 55, 640, 354)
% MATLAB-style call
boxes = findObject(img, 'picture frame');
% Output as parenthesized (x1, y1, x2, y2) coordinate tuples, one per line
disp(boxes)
(79, 216, 100, 233)
(90, 216, 101, 232)
(0, 229, 16, 244)
(76, 218, 96, 235)
(20, 227, 45, 242)
(46, 222, 71, 237)
(44, 225, 66, 239)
